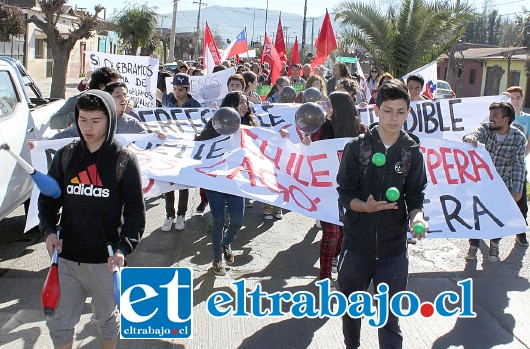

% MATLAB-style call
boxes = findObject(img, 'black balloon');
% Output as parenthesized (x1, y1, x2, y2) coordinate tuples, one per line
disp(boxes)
(302, 87, 322, 102)
(295, 102, 325, 135)
(212, 107, 241, 135)
(280, 86, 297, 103)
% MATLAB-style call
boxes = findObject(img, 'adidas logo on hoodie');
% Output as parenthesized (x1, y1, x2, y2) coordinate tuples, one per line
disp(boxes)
(66, 164, 109, 198)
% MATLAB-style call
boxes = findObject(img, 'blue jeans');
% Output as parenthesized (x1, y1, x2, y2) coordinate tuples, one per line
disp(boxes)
(337, 250, 409, 349)
(205, 190, 244, 261)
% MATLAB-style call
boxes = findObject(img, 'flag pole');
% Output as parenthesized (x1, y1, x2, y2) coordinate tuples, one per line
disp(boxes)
(264, 0, 269, 36)
(245, 27, 250, 60)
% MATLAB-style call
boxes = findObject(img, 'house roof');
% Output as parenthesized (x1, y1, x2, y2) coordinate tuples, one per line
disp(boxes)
(440, 47, 528, 60)
(482, 54, 528, 61)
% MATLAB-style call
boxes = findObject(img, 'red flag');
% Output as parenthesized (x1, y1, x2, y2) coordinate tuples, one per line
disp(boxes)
(261, 33, 283, 84)
(275, 14, 287, 62)
(288, 36, 299, 75)
(311, 10, 337, 68)
(203, 22, 221, 74)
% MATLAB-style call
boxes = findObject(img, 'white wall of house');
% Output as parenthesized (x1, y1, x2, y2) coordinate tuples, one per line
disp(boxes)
(23, 9, 101, 80)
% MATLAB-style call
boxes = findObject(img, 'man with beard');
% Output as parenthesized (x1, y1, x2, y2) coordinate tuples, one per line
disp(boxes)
(463, 102, 526, 261)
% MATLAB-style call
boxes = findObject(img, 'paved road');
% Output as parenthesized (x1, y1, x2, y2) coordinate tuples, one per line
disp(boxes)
(0, 187, 529, 349)
(0, 77, 528, 348)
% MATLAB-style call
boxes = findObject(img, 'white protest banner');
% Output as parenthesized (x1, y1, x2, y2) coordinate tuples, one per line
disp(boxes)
(419, 138, 525, 238)
(164, 68, 236, 107)
(24, 138, 72, 232)
(131, 95, 503, 144)
(27, 128, 526, 239)
(86, 52, 158, 108)
(130, 104, 305, 143)
(358, 95, 505, 141)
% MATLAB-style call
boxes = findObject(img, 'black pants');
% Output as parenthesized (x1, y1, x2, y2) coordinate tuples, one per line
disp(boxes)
(165, 189, 189, 218)
(516, 181, 528, 240)
(337, 250, 408, 349)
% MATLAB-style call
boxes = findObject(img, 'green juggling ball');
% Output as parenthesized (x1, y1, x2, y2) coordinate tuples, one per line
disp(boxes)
(386, 187, 400, 202)
(413, 222, 426, 235)
(372, 152, 386, 167)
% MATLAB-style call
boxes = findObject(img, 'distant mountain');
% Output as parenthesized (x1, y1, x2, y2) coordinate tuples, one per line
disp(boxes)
(159, 5, 342, 50)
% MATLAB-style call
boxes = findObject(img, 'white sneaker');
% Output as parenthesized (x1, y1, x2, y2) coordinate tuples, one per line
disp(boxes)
(161, 217, 174, 232)
(331, 257, 338, 273)
(175, 215, 185, 231)
(315, 220, 321, 229)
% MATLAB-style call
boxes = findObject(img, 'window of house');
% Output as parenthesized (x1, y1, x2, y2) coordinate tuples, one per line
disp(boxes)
(509, 71, 521, 87)
(35, 39, 45, 59)
(0, 35, 26, 62)
(469, 69, 477, 85)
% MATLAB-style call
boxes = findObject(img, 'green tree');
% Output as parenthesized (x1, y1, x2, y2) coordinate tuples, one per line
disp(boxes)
(27, 0, 103, 98)
(514, 9, 530, 47)
(335, 0, 473, 77)
(465, 10, 502, 45)
(0, 1, 26, 41)
(113, 4, 158, 56)
(498, 17, 519, 47)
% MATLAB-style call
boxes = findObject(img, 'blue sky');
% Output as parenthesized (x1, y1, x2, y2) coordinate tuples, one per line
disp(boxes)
(66, 0, 526, 19)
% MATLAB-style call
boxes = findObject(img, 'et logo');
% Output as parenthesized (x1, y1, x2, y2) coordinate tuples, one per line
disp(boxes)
(120, 268, 193, 339)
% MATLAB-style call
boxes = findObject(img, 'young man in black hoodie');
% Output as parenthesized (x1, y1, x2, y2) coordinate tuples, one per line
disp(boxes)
(38, 90, 145, 349)
(336, 79, 428, 349)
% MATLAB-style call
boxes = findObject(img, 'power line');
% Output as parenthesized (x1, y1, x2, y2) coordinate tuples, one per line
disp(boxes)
(475, 10, 527, 18)
(476, 0, 528, 11)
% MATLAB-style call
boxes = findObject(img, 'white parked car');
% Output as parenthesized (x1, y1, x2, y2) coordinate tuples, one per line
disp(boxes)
(0, 57, 64, 221)
(437, 80, 456, 99)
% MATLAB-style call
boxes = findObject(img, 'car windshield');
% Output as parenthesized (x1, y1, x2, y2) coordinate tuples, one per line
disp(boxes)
(438, 81, 450, 89)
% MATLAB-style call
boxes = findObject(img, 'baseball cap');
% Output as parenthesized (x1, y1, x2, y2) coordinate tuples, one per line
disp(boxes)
(172, 73, 190, 87)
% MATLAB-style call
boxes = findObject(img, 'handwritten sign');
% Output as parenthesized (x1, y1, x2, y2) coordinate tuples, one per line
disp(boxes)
(86, 52, 158, 108)
(165, 68, 236, 107)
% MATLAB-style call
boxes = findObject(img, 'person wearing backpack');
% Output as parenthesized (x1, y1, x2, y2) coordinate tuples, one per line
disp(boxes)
(336, 79, 428, 349)
(38, 91, 145, 349)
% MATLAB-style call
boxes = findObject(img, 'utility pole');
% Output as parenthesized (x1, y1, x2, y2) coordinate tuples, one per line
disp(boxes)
(264, 0, 269, 35)
(310, 17, 315, 54)
(160, 14, 170, 64)
(160, 14, 170, 36)
(252, 9, 255, 45)
(169, 0, 179, 63)
(193, 0, 207, 61)
(301, 0, 308, 57)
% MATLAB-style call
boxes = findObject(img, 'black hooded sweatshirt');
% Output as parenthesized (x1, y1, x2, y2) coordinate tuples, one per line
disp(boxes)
(38, 90, 145, 263)
(336, 124, 427, 258)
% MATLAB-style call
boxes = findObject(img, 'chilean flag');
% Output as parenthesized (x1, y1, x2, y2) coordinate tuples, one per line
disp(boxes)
(401, 61, 438, 99)
(221, 30, 248, 61)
